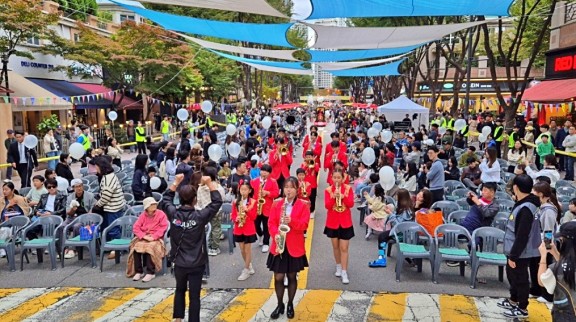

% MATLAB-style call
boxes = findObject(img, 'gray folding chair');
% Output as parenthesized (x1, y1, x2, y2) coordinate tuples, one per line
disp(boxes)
(20, 215, 63, 271)
(391, 222, 435, 282)
(0, 216, 30, 271)
(470, 227, 507, 289)
(497, 200, 515, 212)
(557, 186, 576, 197)
(451, 188, 470, 201)
(100, 216, 137, 272)
(444, 180, 466, 201)
(556, 180, 576, 189)
(124, 205, 145, 217)
(491, 212, 509, 231)
(152, 192, 163, 203)
(431, 201, 461, 221)
(220, 203, 235, 254)
(60, 213, 103, 268)
(495, 191, 513, 201)
(456, 198, 471, 211)
(18, 187, 31, 198)
(433, 224, 472, 284)
(124, 193, 135, 206)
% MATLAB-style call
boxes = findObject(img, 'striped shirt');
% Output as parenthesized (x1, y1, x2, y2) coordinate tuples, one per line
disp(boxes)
(96, 173, 126, 212)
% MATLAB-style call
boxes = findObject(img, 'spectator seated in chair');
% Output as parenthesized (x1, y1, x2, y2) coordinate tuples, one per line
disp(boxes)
(60, 179, 97, 259)
(461, 157, 482, 190)
(25, 175, 47, 208)
(459, 182, 499, 234)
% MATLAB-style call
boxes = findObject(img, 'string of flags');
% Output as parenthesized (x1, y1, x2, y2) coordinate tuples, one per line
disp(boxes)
(0, 89, 123, 106)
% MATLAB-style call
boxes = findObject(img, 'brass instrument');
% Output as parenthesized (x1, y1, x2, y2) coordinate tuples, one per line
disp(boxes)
(237, 200, 247, 228)
(334, 183, 346, 213)
(258, 179, 265, 215)
(300, 181, 308, 198)
(275, 202, 291, 254)
(279, 145, 289, 156)
(307, 159, 315, 168)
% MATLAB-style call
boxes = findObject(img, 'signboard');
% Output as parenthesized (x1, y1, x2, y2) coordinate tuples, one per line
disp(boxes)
(545, 45, 576, 80)
(416, 80, 524, 94)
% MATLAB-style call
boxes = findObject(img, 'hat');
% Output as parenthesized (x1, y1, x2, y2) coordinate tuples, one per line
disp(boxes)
(143, 197, 158, 210)
(6, 129, 13, 134)
(71, 179, 83, 187)
(555, 222, 576, 240)
(202, 131, 209, 136)
(192, 143, 203, 150)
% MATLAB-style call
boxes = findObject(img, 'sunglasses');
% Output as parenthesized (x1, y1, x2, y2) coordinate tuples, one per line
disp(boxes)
(47, 186, 57, 189)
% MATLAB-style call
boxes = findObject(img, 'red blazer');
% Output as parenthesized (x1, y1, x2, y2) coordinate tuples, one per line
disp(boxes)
(250, 177, 280, 217)
(269, 148, 293, 180)
(324, 149, 348, 172)
(302, 135, 322, 149)
(324, 184, 354, 229)
(324, 140, 346, 156)
(300, 162, 320, 189)
(268, 198, 310, 257)
(302, 139, 323, 167)
(231, 198, 258, 236)
(327, 172, 350, 187)
(297, 180, 312, 204)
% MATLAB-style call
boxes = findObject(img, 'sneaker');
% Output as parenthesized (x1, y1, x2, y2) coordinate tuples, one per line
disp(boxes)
(262, 245, 270, 253)
(0, 249, 6, 258)
(502, 307, 528, 319)
(64, 251, 75, 259)
(341, 271, 349, 284)
(219, 233, 225, 240)
(208, 248, 220, 256)
(496, 299, 517, 309)
(142, 274, 156, 282)
(258, 236, 264, 246)
(446, 261, 460, 267)
(365, 228, 372, 240)
(368, 258, 387, 268)
(31, 250, 37, 255)
(107, 251, 116, 260)
(335, 265, 342, 277)
(202, 275, 208, 282)
(536, 296, 551, 303)
(304, 233, 307, 238)
(310, 212, 315, 219)
(249, 263, 255, 275)
(237, 269, 251, 281)
(133, 273, 143, 281)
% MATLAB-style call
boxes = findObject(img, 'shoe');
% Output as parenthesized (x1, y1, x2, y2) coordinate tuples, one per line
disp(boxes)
(341, 271, 349, 284)
(258, 236, 264, 246)
(64, 251, 75, 259)
(365, 228, 372, 240)
(202, 275, 208, 282)
(0, 249, 6, 258)
(496, 298, 517, 309)
(31, 250, 37, 255)
(132, 273, 143, 281)
(142, 274, 155, 282)
(536, 296, 551, 303)
(270, 303, 285, 319)
(208, 248, 220, 256)
(44, 249, 49, 255)
(335, 265, 342, 277)
(446, 261, 460, 267)
(368, 258, 387, 268)
(262, 245, 270, 253)
(286, 302, 295, 319)
(219, 233, 225, 240)
(249, 263, 255, 275)
(502, 307, 528, 319)
(310, 212, 315, 219)
(237, 269, 251, 281)
(107, 251, 116, 260)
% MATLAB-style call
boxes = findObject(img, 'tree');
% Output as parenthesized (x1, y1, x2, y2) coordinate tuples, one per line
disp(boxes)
(0, 0, 60, 90)
(55, 0, 98, 20)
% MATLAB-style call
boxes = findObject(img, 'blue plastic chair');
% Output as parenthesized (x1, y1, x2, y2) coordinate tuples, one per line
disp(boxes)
(447, 210, 468, 225)
(431, 201, 461, 221)
(20, 215, 63, 271)
(100, 216, 137, 272)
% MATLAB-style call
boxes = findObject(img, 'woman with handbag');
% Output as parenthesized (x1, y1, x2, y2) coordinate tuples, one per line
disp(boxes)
(43, 129, 58, 171)
(0, 181, 30, 223)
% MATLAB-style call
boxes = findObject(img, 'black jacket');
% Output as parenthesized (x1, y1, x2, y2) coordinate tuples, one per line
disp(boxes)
(36, 193, 67, 218)
(7, 141, 38, 167)
(132, 169, 151, 201)
(161, 189, 223, 269)
(56, 163, 74, 184)
(509, 194, 541, 261)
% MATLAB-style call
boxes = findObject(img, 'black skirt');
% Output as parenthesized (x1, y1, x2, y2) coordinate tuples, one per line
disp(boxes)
(266, 243, 308, 274)
(233, 234, 257, 244)
(324, 226, 355, 240)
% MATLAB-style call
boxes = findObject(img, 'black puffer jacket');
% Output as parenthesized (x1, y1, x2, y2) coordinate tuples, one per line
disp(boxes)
(160, 189, 222, 269)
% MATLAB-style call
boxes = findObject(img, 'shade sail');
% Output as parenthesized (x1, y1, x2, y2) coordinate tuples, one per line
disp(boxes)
(71, 83, 143, 110)
(28, 78, 112, 108)
(522, 79, 576, 102)
(316, 55, 406, 70)
(326, 59, 405, 77)
(210, 50, 306, 69)
(307, 0, 513, 19)
(307, 45, 419, 62)
(7, 72, 72, 111)
(245, 62, 313, 75)
(111, 1, 294, 47)
(136, 0, 288, 18)
(311, 20, 487, 49)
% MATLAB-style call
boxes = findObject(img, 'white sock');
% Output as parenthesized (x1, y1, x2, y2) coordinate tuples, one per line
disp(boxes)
(336, 264, 342, 269)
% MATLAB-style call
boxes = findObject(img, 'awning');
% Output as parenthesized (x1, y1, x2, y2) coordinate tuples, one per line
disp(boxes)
(71, 83, 143, 110)
(274, 103, 303, 110)
(522, 79, 576, 102)
(7, 72, 72, 111)
(27, 78, 113, 109)
(345, 102, 377, 109)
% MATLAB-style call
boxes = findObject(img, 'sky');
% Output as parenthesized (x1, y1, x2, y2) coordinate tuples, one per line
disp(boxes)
(291, 0, 312, 20)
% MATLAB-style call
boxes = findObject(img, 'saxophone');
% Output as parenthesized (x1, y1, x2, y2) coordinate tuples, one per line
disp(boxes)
(275, 202, 291, 254)
(334, 183, 346, 213)
(237, 200, 247, 228)
(258, 179, 265, 215)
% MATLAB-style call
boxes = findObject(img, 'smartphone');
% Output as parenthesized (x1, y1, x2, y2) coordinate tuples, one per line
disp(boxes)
(544, 230, 553, 250)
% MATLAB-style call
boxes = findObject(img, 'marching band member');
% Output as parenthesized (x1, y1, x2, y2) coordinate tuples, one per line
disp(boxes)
(302, 125, 322, 149)
(324, 132, 346, 156)
(324, 141, 348, 175)
(324, 169, 355, 285)
(267, 177, 310, 320)
(296, 168, 312, 205)
(302, 131, 322, 168)
(327, 161, 350, 186)
(232, 180, 258, 281)
(300, 151, 320, 218)
(250, 164, 280, 253)
(276, 128, 294, 157)
(269, 137, 293, 196)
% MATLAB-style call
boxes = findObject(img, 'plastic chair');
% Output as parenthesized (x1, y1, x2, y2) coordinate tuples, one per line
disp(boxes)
(20, 215, 63, 271)
(79, 168, 88, 176)
(60, 213, 103, 268)
(124, 205, 144, 217)
(433, 224, 472, 284)
(561, 202, 570, 214)
(556, 180, 576, 189)
(444, 180, 466, 200)
(384, 196, 397, 207)
(82, 184, 90, 192)
(159, 219, 171, 276)
(447, 210, 468, 225)
(121, 160, 132, 168)
(431, 201, 461, 221)
(470, 227, 507, 289)
(495, 191, 513, 201)
(112, 165, 121, 173)
(220, 203, 235, 254)
(501, 172, 515, 183)
(116, 172, 127, 183)
(491, 212, 509, 231)
(391, 222, 435, 282)
(557, 186, 576, 197)
(84, 175, 98, 183)
(100, 216, 137, 272)
(122, 184, 132, 193)
(558, 195, 572, 203)
(456, 198, 471, 211)
(438, 159, 448, 168)
(0, 216, 30, 271)
(124, 193, 135, 206)
(152, 192, 163, 203)
(451, 188, 470, 201)
(498, 200, 515, 212)
(18, 187, 31, 198)
(358, 186, 372, 225)
(497, 159, 508, 170)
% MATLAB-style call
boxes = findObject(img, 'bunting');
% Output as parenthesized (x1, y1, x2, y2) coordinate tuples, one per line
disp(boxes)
(0, 89, 122, 106)
(145, 95, 199, 110)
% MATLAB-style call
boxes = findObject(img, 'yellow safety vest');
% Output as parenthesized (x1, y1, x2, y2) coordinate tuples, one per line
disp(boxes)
(447, 119, 455, 130)
(494, 126, 504, 142)
(79, 134, 91, 151)
(226, 114, 237, 124)
(207, 117, 214, 127)
(508, 132, 517, 148)
(135, 126, 146, 142)
(459, 125, 469, 137)
(161, 120, 169, 134)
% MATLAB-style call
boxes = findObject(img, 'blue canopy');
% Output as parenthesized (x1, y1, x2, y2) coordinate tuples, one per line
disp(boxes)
(210, 50, 307, 70)
(110, 1, 294, 48)
(326, 59, 405, 77)
(307, 45, 418, 62)
(307, 0, 513, 19)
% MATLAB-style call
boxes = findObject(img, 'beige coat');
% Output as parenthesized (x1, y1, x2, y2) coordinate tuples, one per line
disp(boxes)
(0, 195, 31, 220)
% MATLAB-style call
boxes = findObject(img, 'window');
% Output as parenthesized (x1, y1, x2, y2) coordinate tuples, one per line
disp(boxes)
(27, 37, 40, 46)
(120, 15, 135, 22)
(73, 33, 80, 43)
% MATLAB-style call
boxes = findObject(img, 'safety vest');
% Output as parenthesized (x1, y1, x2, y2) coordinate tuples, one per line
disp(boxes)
(447, 119, 455, 130)
(508, 132, 517, 148)
(226, 114, 237, 125)
(431, 119, 441, 127)
(161, 120, 169, 134)
(494, 126, 504, 142)
(441, 118, 447, 128)
(79, 134, 91, 151)
(135, 126, 146, 142)
(207, 117, 214, 127)
(459, 125, 469, 137)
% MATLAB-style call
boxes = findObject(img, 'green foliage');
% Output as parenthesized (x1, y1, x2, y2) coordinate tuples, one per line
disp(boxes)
(55, 0, 98, 20)
(36, 114, 61, 133)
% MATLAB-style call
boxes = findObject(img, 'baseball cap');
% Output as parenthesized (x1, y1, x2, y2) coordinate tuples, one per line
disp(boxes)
(143, 197, 158, 210)
(555, 221, 576, 240)
(71, 179, 83, 187)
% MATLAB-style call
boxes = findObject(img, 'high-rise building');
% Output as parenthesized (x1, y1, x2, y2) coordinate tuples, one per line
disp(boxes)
(309, 19, 347, 89)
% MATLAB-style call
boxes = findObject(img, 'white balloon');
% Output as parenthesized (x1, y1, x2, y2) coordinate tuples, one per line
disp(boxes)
(361, 147, 376, 166)
(177, 108, 189, 121)
(367, 127, 379, 139)
(379, 166, 395, 186)
(227, 142, 241, 158)
(381, 130, 393, 143)
(207, 144, 222, 162)
(482, 126, 492, 136)
(55, 176, 69, 192)
(478, 133, 487, 143)
(108, 111, 118, 121)
(424, 139, 435, 146)
(439, 127, 447, 135)
(262, 116, 272, 129)
(382, 178, 396, 191)
(372, 122, 383, 131)
(201, 100, 213, 113)
(454, 119, 466, 131)
(226, 124, 237, 136)
(23, 135, 38, 149)
(150, 176, 161, 190)
(69, 143, 85, 159)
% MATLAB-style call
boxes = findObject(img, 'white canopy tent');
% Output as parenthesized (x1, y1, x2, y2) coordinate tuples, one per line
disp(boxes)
(377, 95, 430, 130)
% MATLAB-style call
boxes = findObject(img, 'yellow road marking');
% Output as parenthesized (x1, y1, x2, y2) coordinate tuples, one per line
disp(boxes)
(367, 293, 408, 322)
(528, 298, 553, 321)
(0, 287, 81, 322)
(89, 288, 144, 320)
(439, 294, 480, 321)
(0, 289, 23, 298)
(213, 289, 273, 321)
(134, 289, 206, 322)
(292, 290, 341, 322)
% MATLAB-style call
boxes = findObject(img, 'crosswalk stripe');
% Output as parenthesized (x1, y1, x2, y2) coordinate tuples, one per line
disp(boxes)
(213, 289, 274, 321)
(200, 289, 243, 321)
(473, 297, 505, 321)
(292, 289, 342, 321)
(403, 293, 441, 321)
(88, 288, 145, 320)
(439, 294, 480, 321)
(93, 288, 173, 322)
(0, 287, 81, 322)
(366, 293, 408, 321)
(327, 290, 373, 322)
(528, 298, 553, 321)
(134, 289, 207, 322)
(248, 289, 307, 321)
(0, 288, 47, 314)
(0, 289, 23, 299)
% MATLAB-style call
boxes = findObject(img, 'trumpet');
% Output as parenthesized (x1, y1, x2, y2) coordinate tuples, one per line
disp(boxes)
(258, 179, 265, 215)
(333, 183, 346, 213)
(279, 145, 289, 156)
(237, 201, 247, 228)
(307, 159, 315, 168)
(275, 202, 291, 254)
(300, 181, 308, 198)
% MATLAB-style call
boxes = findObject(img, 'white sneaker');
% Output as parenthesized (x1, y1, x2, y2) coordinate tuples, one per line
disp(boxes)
(64, 251, 75, 259)
(536, 296, 551, 303)
(335, 265, 342, 277)
(258, 236, 264, 246)
(208, 248, 220, 256)
(341, 271, 349, 284)
(132, 273, 143, 281)
(249, 263, 255, 275)
(365, 228, 372, 240)
(310, 212, 315, 219)
(237, 268, 251, 281)
(0, 249, 6, 258)
(262, 245, 270, 253)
